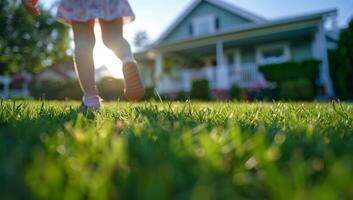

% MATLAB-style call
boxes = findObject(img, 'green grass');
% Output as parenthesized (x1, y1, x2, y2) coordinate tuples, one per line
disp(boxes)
(1, 100, 353, 200)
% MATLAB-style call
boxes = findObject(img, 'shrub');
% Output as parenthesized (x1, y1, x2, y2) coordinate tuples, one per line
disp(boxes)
(251, 88, 278, 101)
(191, 79, 210, 100)
(259, 60, 320, 100)
(30, 77, 125, 101)
(328, 18, 353, 100)
(30, 79, 82, 100)
(279, 78, 314, 101)
(176, 91, 190, 101)
(230, 84, 241, 100)
(143, 86, 156, 100)
(259, 60, 320, 83)
(97, 77, 124, 101)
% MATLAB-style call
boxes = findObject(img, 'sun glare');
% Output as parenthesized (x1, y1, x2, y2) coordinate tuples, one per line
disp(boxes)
(93, 23, 123, 79)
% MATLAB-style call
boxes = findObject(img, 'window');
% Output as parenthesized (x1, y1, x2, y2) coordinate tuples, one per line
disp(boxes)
(257, 44, 290, 65)
(191, 16, 216, 36)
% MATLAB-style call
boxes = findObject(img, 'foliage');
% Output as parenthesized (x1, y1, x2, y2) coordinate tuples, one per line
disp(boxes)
(259, 60, 320, 101)
(176, 91, 190, 101)
(30, 77, 127, 101)
(0, 101, 353, 199)
(259, 60, 320, 83)
(251, 88, 278, 101)
(0, 0, 70, 74)
(0, 62, 6, 75)
(279, 78, 314, 101)
(143, 86, 156, 100)
(30, 80, 82, 100)
(328, 18, 353, 100)
(133, 30, 150, 49)
(191, 79, 211, 100)
(230, 84, 241, 100)
(97, 77, 124, 100)
(162, 58, 177, 73)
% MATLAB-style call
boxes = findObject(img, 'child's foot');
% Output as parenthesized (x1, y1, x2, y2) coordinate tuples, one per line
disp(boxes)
(123, 61, 145, 101)
(81, 95, 102, 110)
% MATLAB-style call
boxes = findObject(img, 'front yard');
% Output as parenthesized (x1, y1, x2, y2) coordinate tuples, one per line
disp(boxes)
(0, 100, 353, 199)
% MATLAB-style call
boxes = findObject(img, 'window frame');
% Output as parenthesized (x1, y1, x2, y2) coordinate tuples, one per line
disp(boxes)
(256, 43, 291, 65)
(191, 15, 216, 36)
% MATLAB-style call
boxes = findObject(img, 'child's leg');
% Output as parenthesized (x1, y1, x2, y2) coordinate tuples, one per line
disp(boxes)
(98, 19, 134, 63)
(72, 20, 101, 109)
(99, 19, 145, 101)
(72, 20, 98, 97)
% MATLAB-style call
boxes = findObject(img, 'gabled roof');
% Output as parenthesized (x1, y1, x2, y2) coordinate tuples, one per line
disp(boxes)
(155, 0, 266, 45)
(154, 9, 337, 49)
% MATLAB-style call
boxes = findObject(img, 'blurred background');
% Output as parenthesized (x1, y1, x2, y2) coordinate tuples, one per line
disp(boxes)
(0, 0, 352, 101)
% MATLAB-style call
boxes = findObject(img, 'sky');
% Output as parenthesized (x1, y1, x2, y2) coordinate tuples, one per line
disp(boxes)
(44, 0, 353, 44)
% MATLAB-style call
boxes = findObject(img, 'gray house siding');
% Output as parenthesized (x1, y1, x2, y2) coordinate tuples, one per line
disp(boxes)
(163, 1, 253, 43)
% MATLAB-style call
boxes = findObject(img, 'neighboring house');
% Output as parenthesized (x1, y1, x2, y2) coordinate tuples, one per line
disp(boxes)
(136, 0, 338, 98)
(0, 72, 32, 99)
(95, 65, 114, 81)
(34, 60, 113, 83)
(34, 60, 77, 83)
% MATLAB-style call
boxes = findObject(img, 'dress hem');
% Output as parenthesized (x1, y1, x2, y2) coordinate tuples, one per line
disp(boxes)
(57, 14, 135, 26)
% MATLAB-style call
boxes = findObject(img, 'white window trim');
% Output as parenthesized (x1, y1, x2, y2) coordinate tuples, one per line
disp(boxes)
(192, 15, 216, 36)
(256, 43, 291, 65)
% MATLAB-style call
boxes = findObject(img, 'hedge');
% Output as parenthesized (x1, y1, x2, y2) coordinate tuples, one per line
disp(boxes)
(230, 84, 241, 100)
(279, 78, 315, 101)
(191, 79, 211, 100)
(30, 79, 82, 100)
(259, 60, 320, 83)
(97, 77, 124, 100)
(258, 60, 320, 101)
(328, 18, 353, 100)
(30, 77, 126, 101)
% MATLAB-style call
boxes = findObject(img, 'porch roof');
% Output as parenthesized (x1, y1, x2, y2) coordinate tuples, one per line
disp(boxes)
(152, 9, 336, 53)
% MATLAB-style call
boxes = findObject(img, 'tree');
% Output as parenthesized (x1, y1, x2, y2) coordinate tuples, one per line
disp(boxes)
(329, 18, 353, 100)
(133, 30, 150, 49)
(0, 0, 70, 75)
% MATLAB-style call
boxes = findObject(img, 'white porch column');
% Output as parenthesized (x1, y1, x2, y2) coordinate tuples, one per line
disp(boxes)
(216, 41, 224, 67)
(154, 52, 163, 91)
(181, 69, 192, 92)
(3, 76, 11, 99)
(312, 22, 334, 97)
(216, 41, 230, 90)
(22, 83, 29, 97)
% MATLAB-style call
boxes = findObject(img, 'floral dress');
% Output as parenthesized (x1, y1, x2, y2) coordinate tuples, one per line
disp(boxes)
(57, 0, 135, 25)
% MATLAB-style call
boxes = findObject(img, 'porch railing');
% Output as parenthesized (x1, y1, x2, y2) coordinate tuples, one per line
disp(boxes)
(231, 64, 265, 87)
(157, 64, 266, 94)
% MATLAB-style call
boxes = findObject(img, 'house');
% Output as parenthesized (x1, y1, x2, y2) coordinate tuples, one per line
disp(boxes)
(34, 59, 77, 83)
(0, 72, 32, 99)
(34, 59, 113, 83)
(136, 0, 338, 99)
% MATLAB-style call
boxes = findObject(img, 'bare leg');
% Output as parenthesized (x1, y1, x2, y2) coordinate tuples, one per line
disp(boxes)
(99, 18, 145, 101)
(72, 20, 98, 97)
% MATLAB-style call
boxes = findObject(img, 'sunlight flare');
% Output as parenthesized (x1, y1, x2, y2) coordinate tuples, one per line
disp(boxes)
(93, 23, 123, 79)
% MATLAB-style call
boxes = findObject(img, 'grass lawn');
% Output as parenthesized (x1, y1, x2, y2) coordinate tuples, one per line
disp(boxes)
(1, 100, 353, 199)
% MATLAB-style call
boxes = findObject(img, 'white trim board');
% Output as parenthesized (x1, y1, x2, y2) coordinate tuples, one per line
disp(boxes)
(256, 42, 291, 65)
